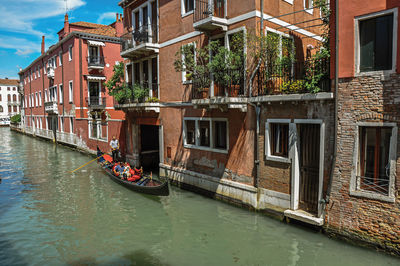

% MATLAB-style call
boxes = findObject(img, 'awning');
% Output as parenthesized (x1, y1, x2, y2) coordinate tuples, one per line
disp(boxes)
(86, 75, 106, 81)
(88, 40, 105, 47)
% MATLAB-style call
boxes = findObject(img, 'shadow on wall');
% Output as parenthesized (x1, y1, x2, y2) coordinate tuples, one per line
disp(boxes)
(68, 249, 170, 266)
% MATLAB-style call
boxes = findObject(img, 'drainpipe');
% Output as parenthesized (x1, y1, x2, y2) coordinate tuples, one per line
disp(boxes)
(324, 0, 339, 207)
(249, 0, 264, 189)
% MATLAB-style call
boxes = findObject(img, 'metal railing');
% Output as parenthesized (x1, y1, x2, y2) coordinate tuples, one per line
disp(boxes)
(121, 24, 158, 52)
(87, 56, 105, 67)
(86, 97, 106, 108)
(192, 68, 245, 99)
(194, 0, 225, 23)
(356, 175, 389, 196)
(255, 58, 330, 96)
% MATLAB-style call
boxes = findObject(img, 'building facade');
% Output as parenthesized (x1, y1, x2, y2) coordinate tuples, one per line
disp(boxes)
(19, 14, 126, 154)
(325, 0, 400, 254)
(117, 0, 333, 225)
(0, 78, 20, 126)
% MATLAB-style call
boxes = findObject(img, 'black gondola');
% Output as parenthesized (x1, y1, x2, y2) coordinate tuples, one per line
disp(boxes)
(97, 148, 169, 196)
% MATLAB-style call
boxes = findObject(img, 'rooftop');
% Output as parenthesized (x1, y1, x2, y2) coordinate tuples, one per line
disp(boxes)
(0, 79, 19, 86)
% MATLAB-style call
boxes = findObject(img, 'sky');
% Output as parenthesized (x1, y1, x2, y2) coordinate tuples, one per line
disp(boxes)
(0, 0, 123, 79)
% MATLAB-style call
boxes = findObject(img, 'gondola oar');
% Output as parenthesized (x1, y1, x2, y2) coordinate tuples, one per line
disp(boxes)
(70, 155, 104, 173)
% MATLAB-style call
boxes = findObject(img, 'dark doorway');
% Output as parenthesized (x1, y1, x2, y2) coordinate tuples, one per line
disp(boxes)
(140, 125, 159, 169)
(299, 124, 320, 215)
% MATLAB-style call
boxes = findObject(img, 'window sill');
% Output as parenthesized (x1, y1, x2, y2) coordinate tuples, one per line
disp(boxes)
(266, 155, 290, 163)
(355, 69, 395, 79)
(89, 137, 108, 143)
(184, 144, 228, 154)
(182, 10, 194, 18)
(183, 80, 193, 85)
(350, 189, 395, 203)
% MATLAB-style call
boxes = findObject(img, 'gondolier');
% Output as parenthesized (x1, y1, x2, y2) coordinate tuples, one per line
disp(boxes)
(110, 136, 120, 162)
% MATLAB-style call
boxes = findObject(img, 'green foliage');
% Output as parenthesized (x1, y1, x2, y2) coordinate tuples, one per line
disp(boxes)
(10, 114, 21, 123)
(132, 83, 149, 102)
(280, 80, 306, 94)
(105, 62, 133, 103)
(145, 97, 159, 103)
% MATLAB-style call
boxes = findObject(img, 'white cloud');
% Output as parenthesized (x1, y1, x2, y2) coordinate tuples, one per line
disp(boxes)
(0, 35, 41, 56)
(97, 12, 116, 24)
(0, 0, 86, 37)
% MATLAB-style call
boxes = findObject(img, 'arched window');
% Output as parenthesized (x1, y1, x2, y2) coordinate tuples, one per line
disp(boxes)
(13, 95, 16, 102)
(0, 106, 3, 112)
(7, 94, 11, 102)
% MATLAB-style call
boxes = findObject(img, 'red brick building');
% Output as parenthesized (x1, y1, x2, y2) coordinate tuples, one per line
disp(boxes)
(325, 0, 400, 254)
(19, 14, 126, 154)
(117, 0, 332, 225)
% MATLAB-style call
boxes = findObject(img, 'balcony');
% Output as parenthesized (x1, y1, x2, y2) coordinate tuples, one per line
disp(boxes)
(191, 68, 247, 111)
(44, 101, 58, 114)
(86, 96, 106, 109)
(252, 58, 333, 102)
(120, 24, 159, 58)
(7, 101, 20, 106)
(114, 82, 160, 112)
(194, 0, 228, 32)
(47, 67, 55, 79)
(87, 56, 105, 69)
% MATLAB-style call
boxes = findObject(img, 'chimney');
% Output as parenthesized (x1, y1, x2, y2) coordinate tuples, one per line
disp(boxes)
(41, 36, 45, 54)
(115, 13, 123, 37)
(64, 13, 70, 36)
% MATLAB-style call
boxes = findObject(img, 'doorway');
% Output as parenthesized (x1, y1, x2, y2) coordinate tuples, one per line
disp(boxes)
(298, 123, 320, 215)
(140, 125, 159, 169)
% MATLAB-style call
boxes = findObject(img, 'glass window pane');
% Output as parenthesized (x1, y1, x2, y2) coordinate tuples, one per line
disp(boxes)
(185, 120, 195, 145)
(199, 121, 210, 147)
(270, 123, 289, 157)
(213, 121, 227, 149)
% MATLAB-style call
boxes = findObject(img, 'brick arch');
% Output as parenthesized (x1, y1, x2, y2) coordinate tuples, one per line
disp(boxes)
(355, 112, 400, 123)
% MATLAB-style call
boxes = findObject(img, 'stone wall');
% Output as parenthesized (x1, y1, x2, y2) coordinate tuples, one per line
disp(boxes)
(325, 73, 400, 255)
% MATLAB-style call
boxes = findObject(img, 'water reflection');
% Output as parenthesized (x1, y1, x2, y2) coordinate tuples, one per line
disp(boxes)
(0, 128, 399, 266)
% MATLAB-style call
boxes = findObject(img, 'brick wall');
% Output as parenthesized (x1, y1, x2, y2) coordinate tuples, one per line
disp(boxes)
(325, 73, 400, 254)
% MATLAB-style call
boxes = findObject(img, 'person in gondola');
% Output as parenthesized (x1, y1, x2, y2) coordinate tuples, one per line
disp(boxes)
(122, 162, 132, 179)
(113, 162, 124, 177)
(109, 136, 120, 162)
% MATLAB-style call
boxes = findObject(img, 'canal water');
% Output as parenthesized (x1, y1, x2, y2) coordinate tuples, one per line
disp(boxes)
(0, 128, 398, 266)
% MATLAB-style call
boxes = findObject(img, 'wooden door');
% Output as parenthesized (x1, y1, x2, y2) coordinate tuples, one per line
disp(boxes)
(299, 124, 320, 215)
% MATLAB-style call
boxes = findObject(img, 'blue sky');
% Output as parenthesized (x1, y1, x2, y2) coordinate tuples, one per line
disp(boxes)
(0, 0, 123, 79)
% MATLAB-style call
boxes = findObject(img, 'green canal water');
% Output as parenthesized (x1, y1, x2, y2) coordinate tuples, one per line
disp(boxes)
(0, 127, 399, 266)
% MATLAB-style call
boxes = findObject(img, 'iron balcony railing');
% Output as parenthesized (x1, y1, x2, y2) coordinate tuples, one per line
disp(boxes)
(87, 56, 105, 67)
(86, 97, 106, 108)
(194, 0, 225, 23)
(121, 24, 158, 52)
(256, 58, 330, 96)
(191, 68, 245, 99)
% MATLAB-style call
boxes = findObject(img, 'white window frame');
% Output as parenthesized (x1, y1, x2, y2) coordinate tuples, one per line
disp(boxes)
(88, 119, 108, 142)
(181, 0, 194, 17)
(183, 117, 229, 154)
(70, 117, 74, 133)
(304, 0, 313, 14)
(265, 119, 291, 163)
(181, 42, 196, 84)
(38, 65, 40, 77)
(284, 0, 294, 5)
(59, 116, 64, 132)
(39, 91, 42, 106)
(69, 45, 73, 61)
(354, 8, 398, 76)
(69, 80, 73, 103)
(350, 122, 397, 202)
(59, 83, 63, 104)
(35, 93, 38, 107)
(59, 51, 62, 66)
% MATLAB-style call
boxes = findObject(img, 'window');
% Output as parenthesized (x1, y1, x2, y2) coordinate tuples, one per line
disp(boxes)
(304, 0, 313, 14)
(7, 87, 10, 91)
(12, 95, 16, 102)
(183, 118, 228, 153)
(181, 43, 195, 83)
(60, 117, 64, 132)
(0, 95, 1, 101)
(38, 66, 40, 77)
(0, 106, 3, 112)
(55, 55, 58, 67)
(69, 81, 73, 103)
(59, 84, 63, 104)
(8, 106, 11, 113)
(351, 123, 397, 202)
(7, 94, 10, 102)
(35, 93, 38, 107)
(265, 119, 291, 163)
(69, 45, 73, 61)
(39, 92, 42, 106)
(13, 87, 16, 91)
(358, 12, 395, 72)
(59, 51, 62, 65)
(13, 106, 17, 113)
(182, 0, 194, 16)
(70, 117, 74, 133)
(89, 120, 107, 140)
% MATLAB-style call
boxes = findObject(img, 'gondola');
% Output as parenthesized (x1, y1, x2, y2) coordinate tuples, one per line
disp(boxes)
(97, 148, 169, 196)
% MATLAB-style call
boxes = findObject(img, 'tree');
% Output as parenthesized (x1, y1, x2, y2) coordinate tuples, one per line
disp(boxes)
(104, 62, 133, 104)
